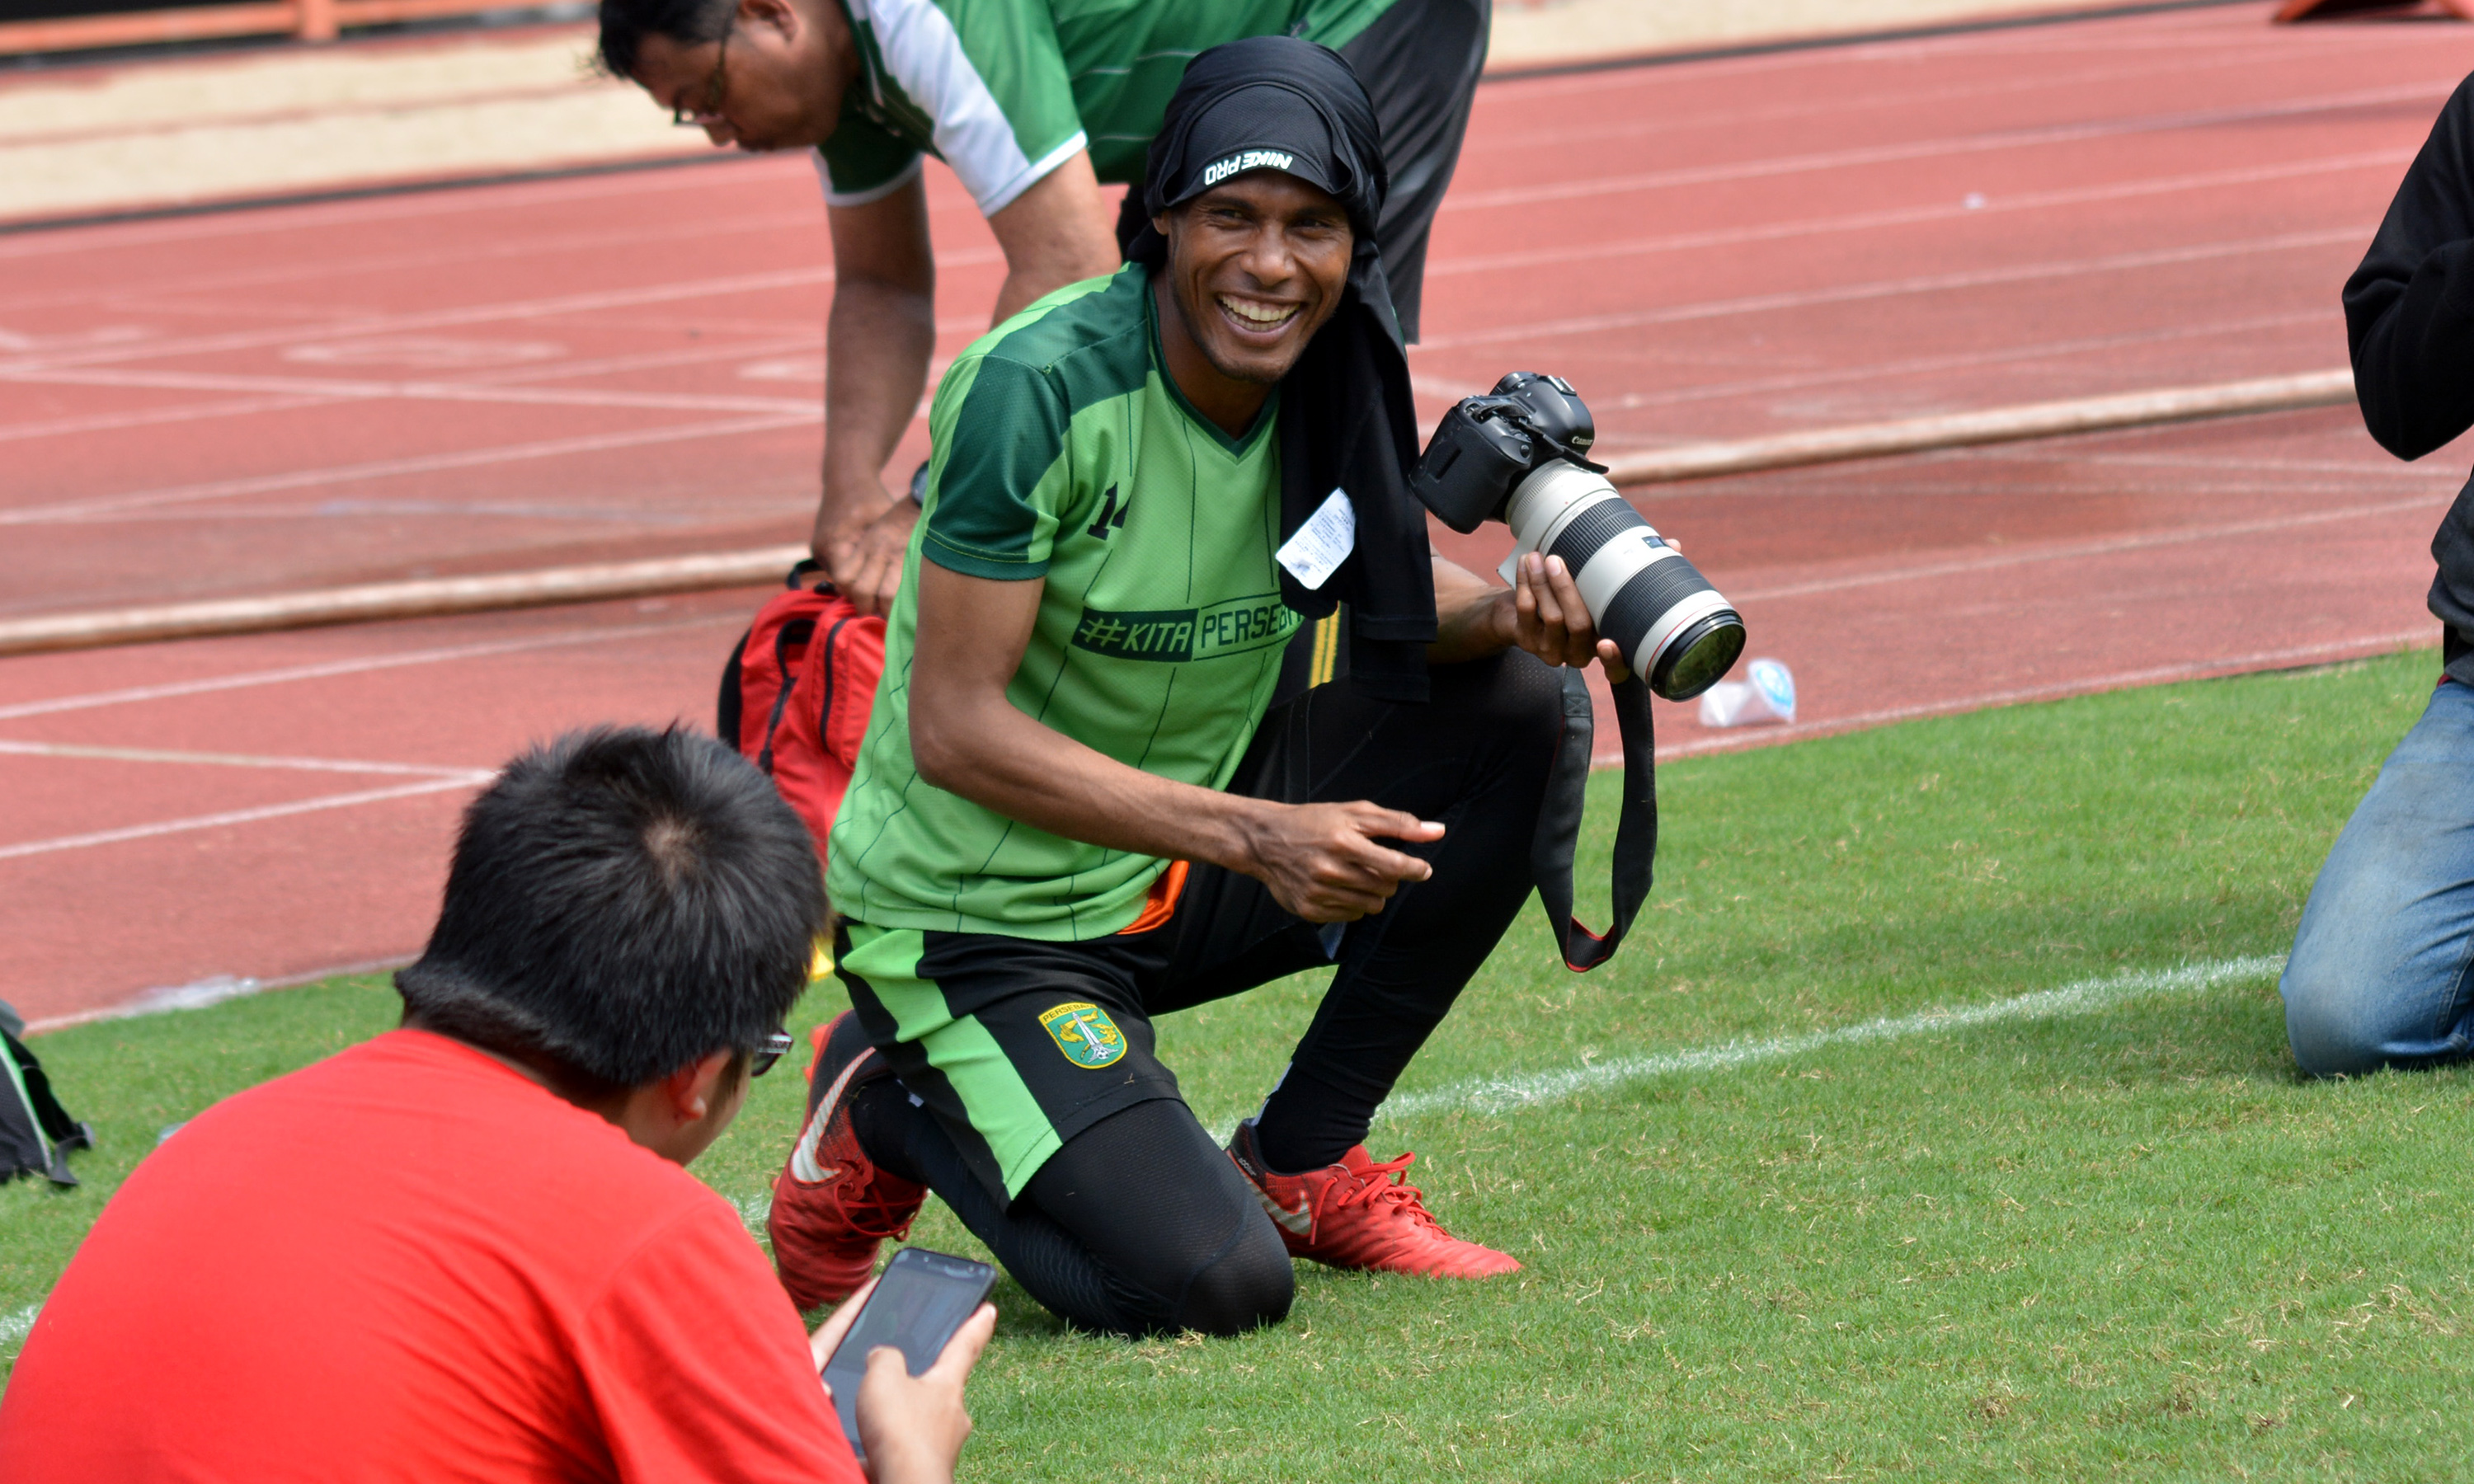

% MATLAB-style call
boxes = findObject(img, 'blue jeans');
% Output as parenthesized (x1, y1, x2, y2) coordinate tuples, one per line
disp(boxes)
(2284, 677, 2474, 1074)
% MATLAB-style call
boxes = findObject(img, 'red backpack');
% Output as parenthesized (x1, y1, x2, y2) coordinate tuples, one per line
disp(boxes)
(717, 561, 886, 869)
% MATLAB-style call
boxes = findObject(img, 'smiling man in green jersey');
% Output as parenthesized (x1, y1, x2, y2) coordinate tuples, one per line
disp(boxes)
(757, 41, 1634, 1340)
(595, 0, 1488, 621)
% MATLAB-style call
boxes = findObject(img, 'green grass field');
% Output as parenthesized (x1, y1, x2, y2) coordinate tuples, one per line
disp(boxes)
(7, 649, 2468, 1479)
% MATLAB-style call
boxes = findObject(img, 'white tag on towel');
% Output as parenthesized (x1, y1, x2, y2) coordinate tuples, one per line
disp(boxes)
(1275, 488, 1356, 590)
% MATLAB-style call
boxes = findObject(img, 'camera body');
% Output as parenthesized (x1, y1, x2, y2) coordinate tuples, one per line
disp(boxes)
(1409, 373, 1746, 702)
(1410, 372, 1599, 534)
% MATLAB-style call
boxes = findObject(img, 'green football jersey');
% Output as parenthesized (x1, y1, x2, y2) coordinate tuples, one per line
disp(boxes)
(817, 0, 1399, 214)
(826, 265, 1300, 938)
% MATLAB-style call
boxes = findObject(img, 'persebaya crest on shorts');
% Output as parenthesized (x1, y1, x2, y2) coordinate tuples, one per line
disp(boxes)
(1038, 1003, 1127, 1068)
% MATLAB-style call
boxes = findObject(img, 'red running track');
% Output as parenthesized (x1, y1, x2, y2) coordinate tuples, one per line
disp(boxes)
(3, 2, 2468, 1022)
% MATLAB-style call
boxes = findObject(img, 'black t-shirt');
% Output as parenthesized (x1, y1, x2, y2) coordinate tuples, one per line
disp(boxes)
(2345, 71, 2474, 681)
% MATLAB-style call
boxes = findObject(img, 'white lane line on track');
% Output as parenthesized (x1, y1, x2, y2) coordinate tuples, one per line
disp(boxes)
(0, 265, 840, 377)
(1723, 493, 2451, 604)
(0, 777, 485, 862)
(1481, 6, 2299, 101)
(0, 393, 341, 446)
(0, 157, 811, 261)
(1644, 630, 2437, 766)
(1431, 148, 2413, 279)
(1472, 36, 2392, 149)
(0, 739, 492, 780)
(458, 333, 819, 386)
(0, 163, 2374, 448)
(2000, 448, 2440, 478)
(0, 204, 821, 316)
(1417, 226, 2365, 351)
(0, 411, 816, 525)
(3, 365, 816, 419)
(0, 613, 737, 721)
(0, 83, 2419, 374)
(1444, 79, 2452, 212)
(1371, 956, 2288, 1122)
(1601, 310, 2335, 417)
(0, 334, 820, 448)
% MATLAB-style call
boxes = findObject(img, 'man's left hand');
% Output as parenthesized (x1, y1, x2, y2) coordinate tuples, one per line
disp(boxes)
(1507, 551, 1629, 682)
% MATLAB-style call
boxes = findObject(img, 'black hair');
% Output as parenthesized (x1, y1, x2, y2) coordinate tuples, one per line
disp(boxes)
(397, 726, 824, 1089)
(596, 0, 735, 80)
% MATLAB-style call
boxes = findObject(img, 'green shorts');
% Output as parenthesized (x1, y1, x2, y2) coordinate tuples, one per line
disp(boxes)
(835, 921, 1187, 1205)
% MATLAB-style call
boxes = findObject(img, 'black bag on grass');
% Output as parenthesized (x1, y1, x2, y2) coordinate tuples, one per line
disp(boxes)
(0, 1002, 92, 1187)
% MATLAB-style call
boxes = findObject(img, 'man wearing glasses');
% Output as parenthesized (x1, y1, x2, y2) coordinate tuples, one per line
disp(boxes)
(0, 727, 992, 1484)
(595, 0, 1489, 618)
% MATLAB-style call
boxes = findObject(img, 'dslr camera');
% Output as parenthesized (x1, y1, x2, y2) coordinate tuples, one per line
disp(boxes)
(1410, 373, 1745, 701)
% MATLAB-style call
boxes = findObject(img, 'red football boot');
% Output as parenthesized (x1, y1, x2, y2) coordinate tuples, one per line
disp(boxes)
(1227, 1119, 1521, 1279)
(768, 1012, 928, 1311)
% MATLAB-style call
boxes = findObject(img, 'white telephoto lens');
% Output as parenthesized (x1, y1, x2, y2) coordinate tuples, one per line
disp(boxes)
(1500, 464, 1745, 700)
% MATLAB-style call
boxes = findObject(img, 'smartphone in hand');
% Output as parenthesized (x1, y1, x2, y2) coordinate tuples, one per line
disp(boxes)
(820, 1247, 996, 1464)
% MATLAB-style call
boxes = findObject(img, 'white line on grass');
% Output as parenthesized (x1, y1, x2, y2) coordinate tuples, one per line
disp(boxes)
(1, 1303, 39, 1350)
(1373, 954, 2286, 1123)
(1, 956, 2288, 1341)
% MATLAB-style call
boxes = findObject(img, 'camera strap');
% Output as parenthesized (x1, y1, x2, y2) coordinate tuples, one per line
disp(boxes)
(1530, 669, 1657, 972)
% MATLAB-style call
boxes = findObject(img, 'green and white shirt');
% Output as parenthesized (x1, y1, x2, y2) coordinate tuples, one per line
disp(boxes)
(827, 265, 1299, 937)
(816, 0, 1398, 214)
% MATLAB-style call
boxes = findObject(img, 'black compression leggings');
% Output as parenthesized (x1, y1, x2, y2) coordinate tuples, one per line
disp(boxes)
(857, 1085, 1292, 1338)
(851, 650, 1564, 1337)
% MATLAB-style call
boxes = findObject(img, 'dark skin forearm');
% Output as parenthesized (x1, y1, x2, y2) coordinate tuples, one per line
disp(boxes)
(816, 179, 937, 612)
(816, 157, 1123, 613)
(908, 559, 1442, 921)
(985, 151, 1123, 323)
(1429, 552, 1630, 677)
(908, 553, 1623, 922)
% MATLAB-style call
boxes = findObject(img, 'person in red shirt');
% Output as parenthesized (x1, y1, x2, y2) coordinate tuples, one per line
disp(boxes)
(0, 726, 991, 1484)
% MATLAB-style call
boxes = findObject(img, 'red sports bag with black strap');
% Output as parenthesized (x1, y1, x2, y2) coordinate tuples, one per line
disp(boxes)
(717, 561, 886, 869)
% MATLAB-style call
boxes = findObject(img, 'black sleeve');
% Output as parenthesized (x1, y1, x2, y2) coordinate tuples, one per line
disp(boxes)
(2346, 72, 2474, 462)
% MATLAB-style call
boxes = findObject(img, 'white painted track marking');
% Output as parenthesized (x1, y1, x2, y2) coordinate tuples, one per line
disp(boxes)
(0, 265, 840, 377)
(0, 612, 736, 721)
(1725, 495, 2452, 604)
(0, 739, 492, 779)
(6, 364, 816, 418)
(0, 777, 484, 862)
(1445, 81, 2453, 212)
(0, 411, 816, 525)
(1600, 310, 2336, 420)
(1420, 228, 2368, 351)
(1432, 149, 2415, 279)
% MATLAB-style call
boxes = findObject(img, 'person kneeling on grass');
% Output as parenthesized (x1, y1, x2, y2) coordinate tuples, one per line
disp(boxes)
(2285, 77, 2474, 1076)
(765, 37, 1633, 1338)
(0, 726, 990, 1484)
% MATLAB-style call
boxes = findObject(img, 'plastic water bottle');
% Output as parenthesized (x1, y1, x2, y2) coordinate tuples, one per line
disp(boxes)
(1696, 657, 1796, 728)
